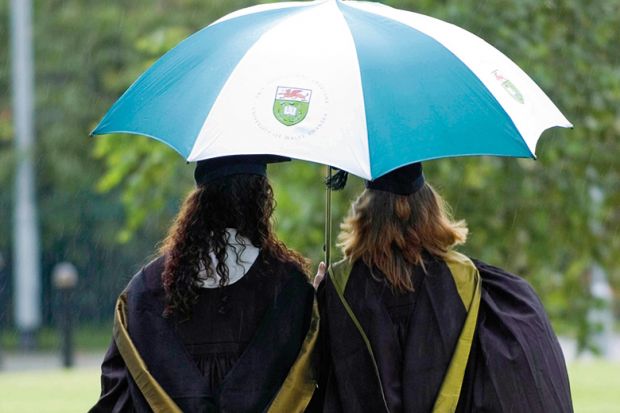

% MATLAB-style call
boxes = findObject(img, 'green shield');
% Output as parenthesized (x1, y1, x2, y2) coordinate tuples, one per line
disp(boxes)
(273, 87, 312, 126)
(273, 100, 310, 126)
(501, 80, 525, 104)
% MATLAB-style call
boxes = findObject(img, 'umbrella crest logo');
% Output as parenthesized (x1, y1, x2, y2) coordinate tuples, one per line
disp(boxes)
(492, 70, 524, 104)
(273, 87, 312, 126)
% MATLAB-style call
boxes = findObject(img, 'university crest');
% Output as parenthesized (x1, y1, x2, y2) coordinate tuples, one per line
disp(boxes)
(273, 86, 312, 126)
(492, 69, 524, 104)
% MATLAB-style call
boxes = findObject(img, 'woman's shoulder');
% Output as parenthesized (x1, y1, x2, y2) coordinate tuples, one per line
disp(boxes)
(472, 259, 537, 292)
(123, 253, 311, 296)
(468, 258, 553, 320)
(260, 254, 311, 289)
(124, 255, 166, 295)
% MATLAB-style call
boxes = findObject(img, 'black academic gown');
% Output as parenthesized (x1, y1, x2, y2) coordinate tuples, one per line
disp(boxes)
(314, 253, 573, 413)
(90, 254, 318, 413)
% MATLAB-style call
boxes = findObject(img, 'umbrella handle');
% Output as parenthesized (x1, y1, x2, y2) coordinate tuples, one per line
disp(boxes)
(324, 166, 332, 267)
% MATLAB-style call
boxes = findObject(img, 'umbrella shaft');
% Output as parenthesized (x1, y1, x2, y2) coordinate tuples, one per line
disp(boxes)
(324, 166, 332, 267)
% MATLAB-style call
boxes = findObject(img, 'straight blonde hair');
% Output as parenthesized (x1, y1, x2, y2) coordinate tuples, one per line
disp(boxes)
(338, 183, 468, 292)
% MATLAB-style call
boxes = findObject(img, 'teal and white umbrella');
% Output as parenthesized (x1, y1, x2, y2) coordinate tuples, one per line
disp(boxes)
(92, 0, 571, 180)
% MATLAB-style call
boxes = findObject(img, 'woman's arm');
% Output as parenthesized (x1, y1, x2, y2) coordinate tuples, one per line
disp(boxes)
(89, 338, 134, 413)
(306, 262, 331, 412)
(313, 262, 326, 290)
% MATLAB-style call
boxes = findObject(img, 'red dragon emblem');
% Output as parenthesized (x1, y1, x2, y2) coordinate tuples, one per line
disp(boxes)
(278, 88, 309, 100)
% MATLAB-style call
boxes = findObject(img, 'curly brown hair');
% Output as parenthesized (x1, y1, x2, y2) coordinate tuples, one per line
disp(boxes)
(160, 174, 308, 317)
(338, 183, 468, 292)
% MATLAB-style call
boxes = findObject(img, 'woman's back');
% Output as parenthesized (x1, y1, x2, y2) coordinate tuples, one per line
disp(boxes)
(170, 250, 308, 394)
(108, 252, 313, 413)
(319, 253, 573, 413)
(318, 253, 472, 413)
(91, 156, 318, 413)
(315, 163, 572, 412)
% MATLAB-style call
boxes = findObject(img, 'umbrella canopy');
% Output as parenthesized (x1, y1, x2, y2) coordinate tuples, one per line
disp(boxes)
(92, 0, 571, 180)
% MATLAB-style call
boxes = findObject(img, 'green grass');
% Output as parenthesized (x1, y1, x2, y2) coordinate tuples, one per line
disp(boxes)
(568, 361, 620, 413)
(0, 362, 618, 412)
(0, 368, 101, 413)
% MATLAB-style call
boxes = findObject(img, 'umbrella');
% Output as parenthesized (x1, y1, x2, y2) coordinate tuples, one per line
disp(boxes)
(91, 0, 571, 262)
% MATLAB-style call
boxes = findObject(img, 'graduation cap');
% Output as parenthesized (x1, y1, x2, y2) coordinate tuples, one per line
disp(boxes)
(326, 163, 425, 196)
(194, 155, 290, 186)
(365, 163, 425, 195)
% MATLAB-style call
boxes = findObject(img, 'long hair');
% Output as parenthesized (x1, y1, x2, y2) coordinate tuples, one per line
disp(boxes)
(338, 183, 468, 292)
(160, 174, 308, 317)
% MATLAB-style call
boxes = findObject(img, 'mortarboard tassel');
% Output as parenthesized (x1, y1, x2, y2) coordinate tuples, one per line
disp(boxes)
(325, 169, 349, 191)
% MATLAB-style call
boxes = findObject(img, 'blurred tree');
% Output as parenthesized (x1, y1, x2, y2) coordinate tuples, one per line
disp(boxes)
(0, 0, 206, 326)
(401, 0, 620, 351)
(92, 0, 620, 349)
(0, 0, 618, 351)
(0, 0, 15, 326)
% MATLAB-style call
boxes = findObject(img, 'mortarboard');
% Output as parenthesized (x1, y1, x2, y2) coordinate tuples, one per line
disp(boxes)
(365, 163, 425, 195)
(194, 155, 290, 186)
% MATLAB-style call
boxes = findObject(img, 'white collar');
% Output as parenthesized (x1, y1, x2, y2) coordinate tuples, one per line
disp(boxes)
(198, 228, 259, 288)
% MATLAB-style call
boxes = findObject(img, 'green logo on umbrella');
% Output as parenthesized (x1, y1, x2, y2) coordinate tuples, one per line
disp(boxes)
(492, 70, 524, 104)
(273, 86, 312, 126)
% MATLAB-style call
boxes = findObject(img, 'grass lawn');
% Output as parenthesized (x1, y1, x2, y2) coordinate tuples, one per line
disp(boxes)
(0, 368, 101, 413)
(568, 362, 620, 413)
(0, 362, 618, 412)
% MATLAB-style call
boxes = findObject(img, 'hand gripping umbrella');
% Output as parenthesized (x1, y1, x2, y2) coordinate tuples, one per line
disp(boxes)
(92, 0, 572, 264)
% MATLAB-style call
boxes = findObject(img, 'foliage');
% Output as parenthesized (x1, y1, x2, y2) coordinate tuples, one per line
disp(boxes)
(0, 0, 195, 326)
(0, 0, 618, 349)
(398, 0, 620, 349)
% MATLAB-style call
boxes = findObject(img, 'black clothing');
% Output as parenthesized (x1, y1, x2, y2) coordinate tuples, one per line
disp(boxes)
(314, 255, 573, 413)
(90, 254, 316, 413)
(169, 255, 282, 395)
